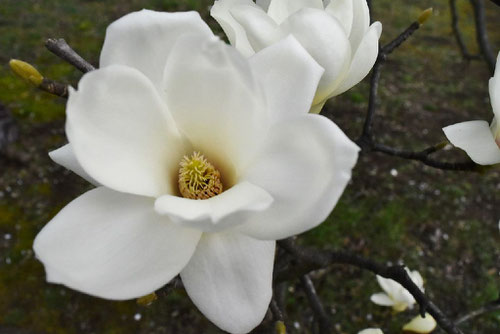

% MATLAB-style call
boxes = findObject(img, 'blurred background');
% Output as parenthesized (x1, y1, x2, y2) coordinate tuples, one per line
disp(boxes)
(0, 0, 499, 333)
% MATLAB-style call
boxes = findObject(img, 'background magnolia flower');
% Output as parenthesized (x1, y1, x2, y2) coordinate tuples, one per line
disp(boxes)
(33, 9, 359, 334)
(370, 268, 424, 312)
(211, 0, 382, 113)
(403, 313, 437, 334)
(358, 329, 384, 334)
(443, 52, 500, 165)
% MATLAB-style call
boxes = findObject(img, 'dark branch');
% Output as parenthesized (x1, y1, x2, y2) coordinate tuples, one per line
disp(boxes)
(278, 239, 464, 334)
(39, 78, 69, 98)
(359, 20, 421, 145)
(449, 0, 481, 61)
(356, 17, 482, 172)
(371, 142, 479, 172)
(45, 38, 95, 73)
(382, 22, 420, 56)
(490, 0, 500, 8)
(300, 275, 331, 333)
(455, 297, 500, 325)
(470, 0, 496, 74)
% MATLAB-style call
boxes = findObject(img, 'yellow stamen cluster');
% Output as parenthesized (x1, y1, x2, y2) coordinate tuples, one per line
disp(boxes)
(178, 152, 223, 199)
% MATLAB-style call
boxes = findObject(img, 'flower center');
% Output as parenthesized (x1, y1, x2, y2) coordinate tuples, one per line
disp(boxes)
(178, 152, 223, 199)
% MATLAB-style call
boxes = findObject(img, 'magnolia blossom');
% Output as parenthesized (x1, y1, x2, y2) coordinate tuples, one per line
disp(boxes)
(358, 329, 384, 334)
(443, 52, 500, 165)
(33, 10, 359, 334)
(403, 313, 437, 334)
(370, 268, 424, 312)
(211, 0, 382, 113)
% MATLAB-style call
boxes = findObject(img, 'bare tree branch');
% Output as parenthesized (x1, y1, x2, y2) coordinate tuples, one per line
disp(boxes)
(455, 297, 500, 325)
(39, 78, 69, 98)
(371, 142, 479, 172)
(449, 0, 481, 61)
(278, 238, 465, 334)
(470, 0, 496, 74)
(300, 274, 332, 334)
(359, 20, 421, 145)
(355, 15, 483, 172)
(45, 38, 96, 73)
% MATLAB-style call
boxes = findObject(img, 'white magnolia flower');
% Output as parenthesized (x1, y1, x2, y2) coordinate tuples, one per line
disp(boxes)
(403, 313, 437, 333)
(358, 329, 384, 334)
(370, 268, 424, 312)
(211, 0, 382, 113)
(443, 52, 500, 165)
(33, 9, 359, 334)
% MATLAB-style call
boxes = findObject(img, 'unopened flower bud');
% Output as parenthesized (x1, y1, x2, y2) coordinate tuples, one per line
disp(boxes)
(417, 8, 433, 25)
(9, 59, 44, 87)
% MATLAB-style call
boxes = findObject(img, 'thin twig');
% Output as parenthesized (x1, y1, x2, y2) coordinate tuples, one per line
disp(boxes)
(382, 22, 420, 56)
(39, 78, 69, 98)
(300, 275, 331, 334)
(357, 17, 482, 172)
(470, 0, 496, 74)
(455, 297, 500, 325)
(45, 38, 95, 73)
(270, 298, 285, 322)
(449, 0, 481, 60)
(359, 20, 421, 145)
(371, 142, 479, 172)
(278, 239, 464, 334)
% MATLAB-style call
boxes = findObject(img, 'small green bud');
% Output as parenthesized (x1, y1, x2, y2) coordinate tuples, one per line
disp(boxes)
(275, 321, 286, 334)
(417, 8, 433, 25)
(9, 59, 44, 87)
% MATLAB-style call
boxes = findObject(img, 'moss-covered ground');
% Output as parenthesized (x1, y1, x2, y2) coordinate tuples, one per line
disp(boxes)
(0, 0, 499, 333)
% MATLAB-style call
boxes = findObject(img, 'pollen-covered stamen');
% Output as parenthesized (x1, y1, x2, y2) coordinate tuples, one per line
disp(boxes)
(178, 152, 223, 199)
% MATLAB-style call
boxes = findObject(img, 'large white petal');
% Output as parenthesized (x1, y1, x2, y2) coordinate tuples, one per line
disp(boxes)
(325, 0, 354, 36)
(66, 65, 186, 197)
(332, 22, 381, 96)
(237, 114, 359, 240)
(181, 232, 275, 334)
(370, 293, 395, 306)
(249, 36, 324, 123)
(279, 8, 351, 104)
(100, 10, 212, 88)
(49, 144, 98, 185)
(489, 52, 500, 120)
(162, 34, 269, 173)
(33, 187, 202, 300)
(230, 5, 280, 52)
(349, 0, 370, 51)
(154, 181, 273, 233)
(211, 0, 259, 57)
(267, 0, 324, 24)
(443, 120, 500, 165)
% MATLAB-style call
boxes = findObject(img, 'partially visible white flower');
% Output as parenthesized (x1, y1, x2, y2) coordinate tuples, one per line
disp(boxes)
(211, 0, 382, 113)
(358, 328, 384, 334)
(403, 313, 437, 333)
(443, 51, 500, 165)
(370, 268, 424, 312)
(33, 9, 359, 334)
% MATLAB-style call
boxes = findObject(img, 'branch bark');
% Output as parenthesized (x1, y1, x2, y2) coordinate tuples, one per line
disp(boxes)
(300, 275, 332, 334)
(449, 0, 481, 61)
(470, 0, 496, 74)
(45, 38, 96, 73)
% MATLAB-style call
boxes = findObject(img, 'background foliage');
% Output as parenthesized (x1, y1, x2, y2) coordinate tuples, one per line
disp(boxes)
(0, 0, 499, 333)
